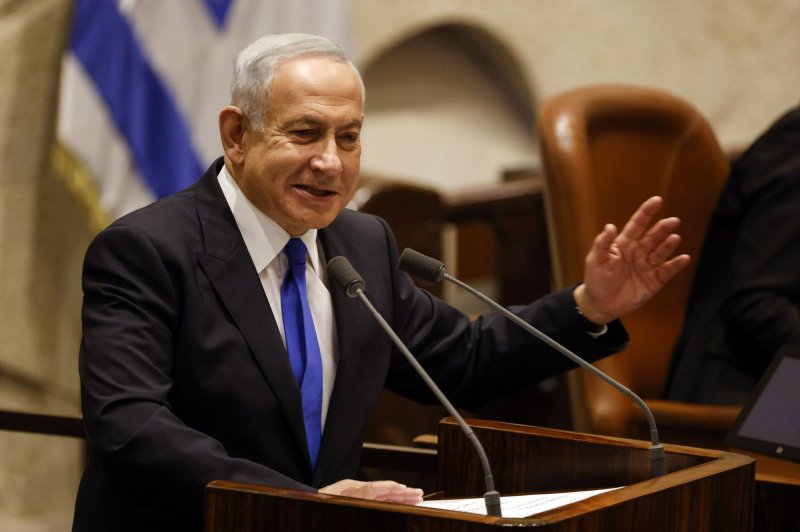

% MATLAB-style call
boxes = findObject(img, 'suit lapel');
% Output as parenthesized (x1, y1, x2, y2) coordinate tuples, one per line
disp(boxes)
(193, 161, 311, 465)
(313, 227, 381, 485)
(193, 166, 386, 481)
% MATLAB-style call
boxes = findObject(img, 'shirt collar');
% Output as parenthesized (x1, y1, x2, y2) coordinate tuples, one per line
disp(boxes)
(217, 164, 320, 274)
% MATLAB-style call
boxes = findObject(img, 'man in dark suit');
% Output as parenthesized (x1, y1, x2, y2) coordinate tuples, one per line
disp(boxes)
(666, 105, 800, 405)
(73, 34, 690, 531)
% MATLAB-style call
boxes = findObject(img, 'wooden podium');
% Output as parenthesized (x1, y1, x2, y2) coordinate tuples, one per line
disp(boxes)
(205, 419, 754, 531)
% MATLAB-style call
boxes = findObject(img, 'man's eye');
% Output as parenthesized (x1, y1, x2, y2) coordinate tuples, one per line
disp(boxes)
(294, 129, 314, 138)
(340, 132, 359, 142)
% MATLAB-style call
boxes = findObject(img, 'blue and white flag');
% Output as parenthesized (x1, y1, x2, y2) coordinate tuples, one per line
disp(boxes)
(55, 0, 352, 227)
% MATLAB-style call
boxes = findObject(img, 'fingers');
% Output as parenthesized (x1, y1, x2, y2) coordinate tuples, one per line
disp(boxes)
(594, 223, 617, 253)
(638, 217, 682, 267)
(654, 253, 691, 284)
(639, 215, 690, 282)
(319, 479, 424, 505)
(370, 482, 425, 504)
(617, 196, 685, 269)
(587, 223, 617, 265)
(618, 196, 663, 242)
(646, 232, 681, 266)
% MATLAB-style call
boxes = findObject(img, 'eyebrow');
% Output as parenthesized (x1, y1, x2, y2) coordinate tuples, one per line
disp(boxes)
(285, 115, 362, 130)
(340, 118, 363, 130)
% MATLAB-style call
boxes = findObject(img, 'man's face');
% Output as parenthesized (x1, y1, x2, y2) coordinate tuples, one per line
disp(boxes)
(235, 57, 364, 236)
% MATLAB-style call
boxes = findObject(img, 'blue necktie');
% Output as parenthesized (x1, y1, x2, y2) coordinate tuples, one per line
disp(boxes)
(281, 238, 323, 469)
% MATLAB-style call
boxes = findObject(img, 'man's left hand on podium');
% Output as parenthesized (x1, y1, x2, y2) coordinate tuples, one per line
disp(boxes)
(319, 479, 424, 504)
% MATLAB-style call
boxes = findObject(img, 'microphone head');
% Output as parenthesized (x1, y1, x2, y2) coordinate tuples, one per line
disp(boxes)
(326, 256, 365, 298)
(398, 248, 445, 282)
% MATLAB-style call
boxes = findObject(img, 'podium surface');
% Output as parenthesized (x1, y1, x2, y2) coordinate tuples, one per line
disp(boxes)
(206, 419, 754, 531)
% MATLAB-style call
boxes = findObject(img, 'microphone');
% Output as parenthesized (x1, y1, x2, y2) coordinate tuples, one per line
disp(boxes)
(326, 256, 503, 516)
(398, 248, 666, 478)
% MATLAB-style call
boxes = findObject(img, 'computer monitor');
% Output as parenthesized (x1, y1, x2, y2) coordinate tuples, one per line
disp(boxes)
(724, 345, 800, 462)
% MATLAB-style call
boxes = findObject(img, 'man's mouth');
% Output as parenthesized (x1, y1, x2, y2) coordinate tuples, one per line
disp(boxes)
(294, 184, 335, 197)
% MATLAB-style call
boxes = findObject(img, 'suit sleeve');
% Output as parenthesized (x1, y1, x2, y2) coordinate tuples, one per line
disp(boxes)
(370, 217, 628, 411)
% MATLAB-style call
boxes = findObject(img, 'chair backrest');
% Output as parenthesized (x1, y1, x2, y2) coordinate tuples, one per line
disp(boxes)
(537, 84, 729, 436)
(353, 176, 446, 298)
(352, 176, 450, 445)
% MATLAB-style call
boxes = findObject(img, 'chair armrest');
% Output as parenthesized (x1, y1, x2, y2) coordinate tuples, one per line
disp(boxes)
(634, 399, 741, 431)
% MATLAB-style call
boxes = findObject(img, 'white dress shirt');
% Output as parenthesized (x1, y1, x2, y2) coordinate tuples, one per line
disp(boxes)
(217, 165, 339, 431)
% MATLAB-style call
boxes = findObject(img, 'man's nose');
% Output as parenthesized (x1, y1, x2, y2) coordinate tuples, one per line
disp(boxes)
(310, 137, 343, 177)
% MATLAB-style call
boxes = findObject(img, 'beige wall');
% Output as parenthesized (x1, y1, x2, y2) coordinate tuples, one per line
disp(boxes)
(354, 0, 800, 151)
(0, 0, 87, 529)
(1, 0, 798, 528)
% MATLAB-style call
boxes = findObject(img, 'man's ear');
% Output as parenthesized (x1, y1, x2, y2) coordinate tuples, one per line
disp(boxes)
(219, 106, 248, 165)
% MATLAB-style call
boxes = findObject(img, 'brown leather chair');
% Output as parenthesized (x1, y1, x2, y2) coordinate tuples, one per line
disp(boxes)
(537, 84, 740, 447)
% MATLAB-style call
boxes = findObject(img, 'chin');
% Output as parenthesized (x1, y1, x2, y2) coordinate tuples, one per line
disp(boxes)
(312, 215, 338, 230)
(294, 212, 338, 232)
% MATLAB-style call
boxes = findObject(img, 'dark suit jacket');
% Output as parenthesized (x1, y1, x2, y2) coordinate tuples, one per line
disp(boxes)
(666, 106, 800, 405)
(73, 158, 627, 531)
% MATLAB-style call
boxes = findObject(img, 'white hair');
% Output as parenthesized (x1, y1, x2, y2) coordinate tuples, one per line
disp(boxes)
(230, 33, 364, 131)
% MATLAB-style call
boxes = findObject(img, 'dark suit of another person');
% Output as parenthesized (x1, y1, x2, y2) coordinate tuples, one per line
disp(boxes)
(666, 105, 800, 405)
(72, 158, 627, 531)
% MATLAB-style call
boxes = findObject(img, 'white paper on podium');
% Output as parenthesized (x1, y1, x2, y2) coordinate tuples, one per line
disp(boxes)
(417, 487, 622, 518)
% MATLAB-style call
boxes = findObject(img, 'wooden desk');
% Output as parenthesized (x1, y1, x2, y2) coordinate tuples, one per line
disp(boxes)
(208, 419, 755, 531)
(737, 450, 800, 531)
(368, 426, 800, 532)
